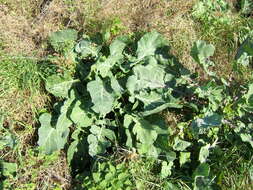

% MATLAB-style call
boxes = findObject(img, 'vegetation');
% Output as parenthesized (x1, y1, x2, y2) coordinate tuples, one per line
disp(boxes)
(0, 0, 253, 189)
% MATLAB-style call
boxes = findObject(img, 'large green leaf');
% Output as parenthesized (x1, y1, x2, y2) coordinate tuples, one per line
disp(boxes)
(236, 34, 253, 59)
(46, 73, 79, 98)
(70, 100, 93, 127)
(191, 40, 215, 64)
(179, 152, 191, 166)
(191, 40, 215, 76)
(109, 36, 129, 57)
(38, 94, 74, 154)
(126, 58, 181, 115)
(87, 77, 115, 116)
(87, 125, 115, 156)
(193, 163, 210, 179)
(136, 91, 182, 116)
(195, 82, 224, 111)
(199, 144, 211, 163)
(132, 119, 158, 146)
(244, 83, 253, 106)
(136, 31, 168, 60)
(193, 176, 214, 190)
(1, 161, 17, 178)
(94, 37, 128, 78)
(173, 137, 191, 151)
(127, 58, 170, 94)
(38, 113, 69, 154)
(67, 129, 88, 167)
(234, 122, 253, 148)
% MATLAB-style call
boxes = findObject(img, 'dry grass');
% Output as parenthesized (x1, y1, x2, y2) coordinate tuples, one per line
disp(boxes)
(0, 0, 84, 56)
(0, 88, 48, 123)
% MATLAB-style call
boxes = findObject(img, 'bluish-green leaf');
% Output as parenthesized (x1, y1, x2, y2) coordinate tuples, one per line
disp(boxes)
(70, 100, 93, 127)
(38, 113, 69, 154)
(46, 73, 78, 98)
(87, 125, 115, 156)
(173, 137, 191, 151)
(136, 31, 168, 60)
(132, 119, 158, 145)
(191, 40, 215, 64)
(87, 77, 115, 116)
(38, 94, 75, 154)
(75, 39, 101, 58)
(49, 29, 78, 53)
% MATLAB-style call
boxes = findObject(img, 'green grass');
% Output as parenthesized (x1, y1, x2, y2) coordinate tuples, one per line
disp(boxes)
(211, 144, 253, 190)
(0, 55, 57, 122)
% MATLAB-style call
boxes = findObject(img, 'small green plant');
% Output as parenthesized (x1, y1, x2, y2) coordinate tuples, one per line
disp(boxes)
(77, 161, 134, 190)
(192, 0, 230, 24)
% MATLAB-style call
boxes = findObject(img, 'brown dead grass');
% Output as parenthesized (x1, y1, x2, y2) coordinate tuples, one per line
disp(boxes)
(0, 88, 48, 123)
(0, 0, 73, 56)
(36, 152, 71, 190)
(0, 5, 36, 55)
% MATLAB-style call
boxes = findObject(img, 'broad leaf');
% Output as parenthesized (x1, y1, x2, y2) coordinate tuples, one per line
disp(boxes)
(132, 119, 158, 145)
(49, 29, 78, 53)
(136, 91, 182, 116)
(191, 40, 215, 76)
(136, 31, 168, 60)
(173, 137, 191, 151)
(109, 36, 129, 57)
(38, 113, 69, 154)
(46, 73, 78, 98)
(70, 100, 93, 127)
(236, 34, 253, 59)
(193, 163, 210, 179)
(194, 177, 214, 190)
(127, 59, 170, 93)
(191, 40, 215, 64)
(87, 77, 115, 116)
(1, 162, 17, 178)
(38, 94, 74, 154)
(93, 37, 128, 78)
(199, 144, 211, 163)
(179, 152, 191, 166)
(87, 125, 115, 156)
(234, 122, 253, 148)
